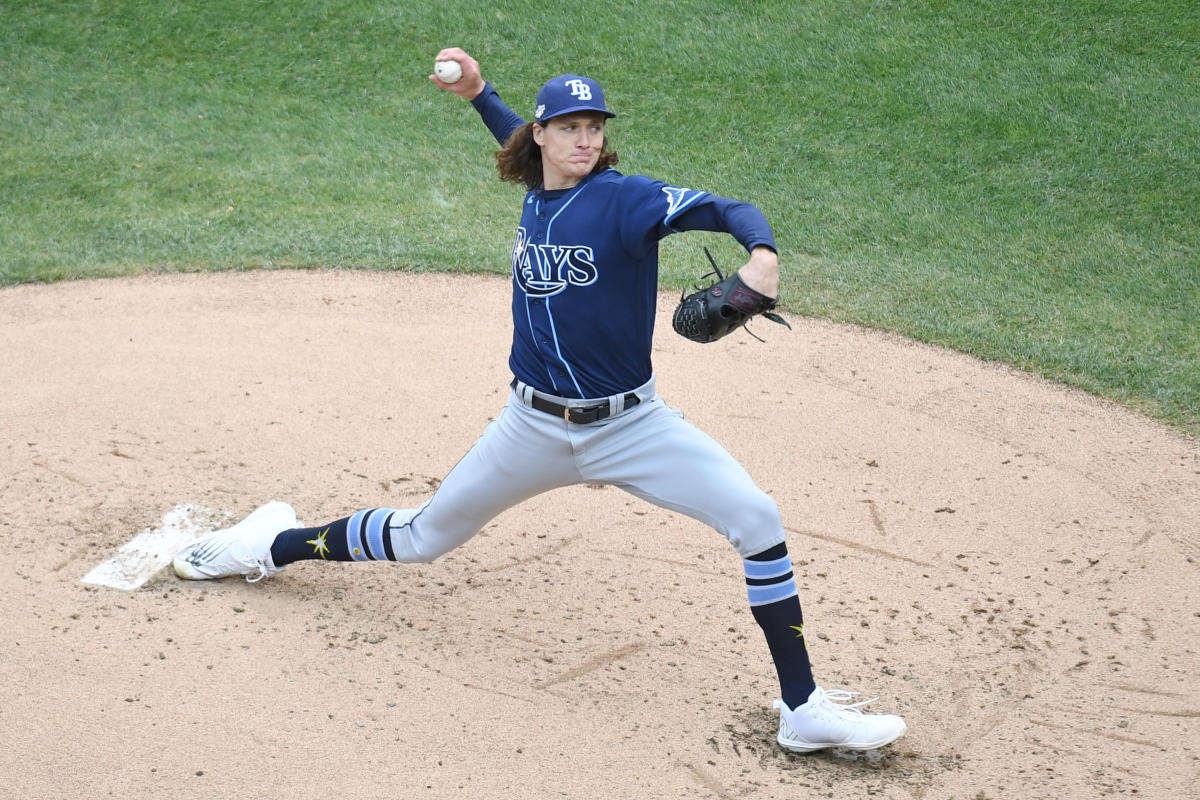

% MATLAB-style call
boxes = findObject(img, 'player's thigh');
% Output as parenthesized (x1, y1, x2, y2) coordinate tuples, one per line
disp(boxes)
(397, 399, 581, 558)
(589, 400, 783, 555)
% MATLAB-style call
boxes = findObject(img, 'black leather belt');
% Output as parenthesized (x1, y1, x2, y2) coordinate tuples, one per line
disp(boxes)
(511, 378, 640, 424)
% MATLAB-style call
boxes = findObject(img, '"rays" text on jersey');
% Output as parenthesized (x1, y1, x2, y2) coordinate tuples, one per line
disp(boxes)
(511, 227, 599, 297)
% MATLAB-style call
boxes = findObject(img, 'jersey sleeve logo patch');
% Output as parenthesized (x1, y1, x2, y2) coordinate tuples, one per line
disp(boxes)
(511, 226, 599, 297)
(661, 185, 703, 219)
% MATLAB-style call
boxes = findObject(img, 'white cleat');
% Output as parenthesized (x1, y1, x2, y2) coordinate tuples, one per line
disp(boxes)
(173, 501, 297, 582)
(774, 686, 907, 753)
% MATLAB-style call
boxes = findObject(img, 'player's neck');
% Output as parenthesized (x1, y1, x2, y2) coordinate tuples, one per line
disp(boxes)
(542, 174, 582, 191)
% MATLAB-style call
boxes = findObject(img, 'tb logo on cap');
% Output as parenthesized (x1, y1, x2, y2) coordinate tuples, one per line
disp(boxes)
(564, 78, 593, 100)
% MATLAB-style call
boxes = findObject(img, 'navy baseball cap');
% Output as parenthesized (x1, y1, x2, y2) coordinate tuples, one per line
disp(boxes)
(534, 74, 616, 123)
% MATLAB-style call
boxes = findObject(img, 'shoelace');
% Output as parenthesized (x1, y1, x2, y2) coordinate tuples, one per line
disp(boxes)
(245, 564, 269, 583)
(819, 689, 880, 716)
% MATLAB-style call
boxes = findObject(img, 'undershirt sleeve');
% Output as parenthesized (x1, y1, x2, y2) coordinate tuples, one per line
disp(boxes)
(671, 195, 778, 254)
(468, 82, 526, 146)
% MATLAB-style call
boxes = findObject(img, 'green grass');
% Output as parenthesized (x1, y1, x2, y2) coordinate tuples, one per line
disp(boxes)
(2, 0, 1197, 433)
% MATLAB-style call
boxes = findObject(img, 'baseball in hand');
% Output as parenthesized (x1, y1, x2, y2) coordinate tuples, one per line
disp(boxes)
(434, 59, 462, 84)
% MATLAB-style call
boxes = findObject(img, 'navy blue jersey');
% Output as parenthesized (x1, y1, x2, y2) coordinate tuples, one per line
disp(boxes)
(470, 83, 777, 398)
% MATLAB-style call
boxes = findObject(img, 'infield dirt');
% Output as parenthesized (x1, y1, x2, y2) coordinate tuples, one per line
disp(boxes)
(2, 270, 1197, 799)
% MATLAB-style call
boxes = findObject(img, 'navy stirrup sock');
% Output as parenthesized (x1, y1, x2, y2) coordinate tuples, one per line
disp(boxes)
(270, 518, 351, 565)
(745, 542, 817, 710)
(269, 508, 403, 566)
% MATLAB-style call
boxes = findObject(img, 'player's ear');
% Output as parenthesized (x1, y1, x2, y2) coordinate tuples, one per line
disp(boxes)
(531, 123, 545, 146)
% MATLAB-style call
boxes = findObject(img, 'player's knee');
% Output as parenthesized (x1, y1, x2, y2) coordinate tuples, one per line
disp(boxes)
(392, 530, 462, 563)
(387, 510, 480, 563)
(725, 490, 784, 557)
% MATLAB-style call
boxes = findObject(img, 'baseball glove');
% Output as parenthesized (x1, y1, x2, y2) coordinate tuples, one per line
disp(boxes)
(672, 248, 791, 343)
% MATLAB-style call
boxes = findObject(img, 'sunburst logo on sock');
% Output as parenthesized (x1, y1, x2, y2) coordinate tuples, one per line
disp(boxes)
(789, 624, 805, 640)
(307, 528, 331, 559)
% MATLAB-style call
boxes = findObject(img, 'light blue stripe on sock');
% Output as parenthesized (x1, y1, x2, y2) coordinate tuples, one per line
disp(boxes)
(743, 555, 793, 580)
(747, 578, 798, 607)
(365, 509, 392, 561)
(347, 510, 369, 561)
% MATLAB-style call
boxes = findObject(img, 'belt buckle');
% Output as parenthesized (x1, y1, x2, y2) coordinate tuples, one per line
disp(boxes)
(565, 404, 603, 424)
